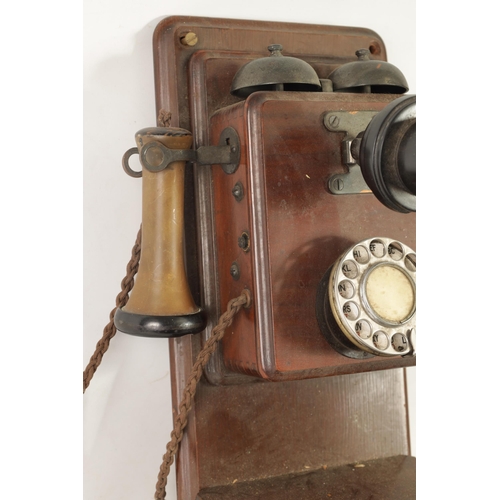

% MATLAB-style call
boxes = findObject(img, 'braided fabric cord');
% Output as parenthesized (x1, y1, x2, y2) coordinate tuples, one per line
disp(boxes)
(154, 289, 250, 500)
(82, 226, 142, 393)
(157, 109, 172, 127)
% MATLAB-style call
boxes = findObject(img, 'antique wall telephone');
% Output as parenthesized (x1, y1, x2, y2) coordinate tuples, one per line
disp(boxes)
(85, 16, 416, 500)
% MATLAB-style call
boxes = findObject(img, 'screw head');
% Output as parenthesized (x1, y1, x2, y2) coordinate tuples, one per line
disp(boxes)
(181, 32, 198, 46)
(232, 182, 244, 202)
(328, 176, 344, 193)
(324, 113, 341, 131)
(230, 262, 240, 281)
(328, 115, 340, 128)
(238, 232, 250, 252)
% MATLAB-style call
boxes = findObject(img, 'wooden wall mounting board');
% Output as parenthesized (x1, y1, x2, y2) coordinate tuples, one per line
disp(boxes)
(197, 455, 416, 499)
(153, 16, 414, 499)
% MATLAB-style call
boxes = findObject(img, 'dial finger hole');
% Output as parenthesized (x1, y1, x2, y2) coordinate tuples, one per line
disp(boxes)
(341, 260, 358, 279)
(355, 320, 372, 339)
(337, 280, 355, 299)
(391, 333, 408, 352)
(369, 239, 386, 258)
(343, 301, 359, 321)
(388, 242, 404, 261)
(352, 245, 370, 264)
(405, 253, 416, 272)
(373, 331, 389, 350)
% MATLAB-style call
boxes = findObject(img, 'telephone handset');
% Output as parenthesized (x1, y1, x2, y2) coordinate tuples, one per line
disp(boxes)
(317, 237, 416, 359)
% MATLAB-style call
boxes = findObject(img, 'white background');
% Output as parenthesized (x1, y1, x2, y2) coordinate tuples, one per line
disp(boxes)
(4, 2, 500, 499)
(82, 2, 416, 499)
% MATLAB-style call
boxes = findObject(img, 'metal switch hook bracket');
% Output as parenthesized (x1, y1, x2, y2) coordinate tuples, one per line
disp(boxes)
(324, 110, 378, 195)
(122, 126, 241, 177)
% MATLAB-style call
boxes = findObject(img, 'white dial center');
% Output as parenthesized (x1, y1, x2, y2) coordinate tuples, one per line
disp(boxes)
(365, 265, 414, 322)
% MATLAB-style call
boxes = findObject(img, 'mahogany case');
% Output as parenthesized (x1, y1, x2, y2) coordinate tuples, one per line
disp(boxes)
(209, 92, 416, 381)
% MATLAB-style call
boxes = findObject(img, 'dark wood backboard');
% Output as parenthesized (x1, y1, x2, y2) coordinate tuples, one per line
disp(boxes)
(153, 16, 415, 499)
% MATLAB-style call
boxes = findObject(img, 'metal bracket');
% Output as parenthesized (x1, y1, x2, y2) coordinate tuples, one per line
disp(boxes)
(323, 111, 378, 195)
(328, 163, 372, 195)
(122, 127, 240, 177)
(201, 127, 240, 174)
